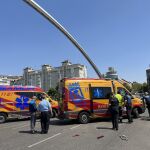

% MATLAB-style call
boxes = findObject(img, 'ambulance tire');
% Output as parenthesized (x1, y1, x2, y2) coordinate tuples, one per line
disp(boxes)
(78, 112, 90, 124)
(0, 113, 7, 123)
(133, 108, 139, 118)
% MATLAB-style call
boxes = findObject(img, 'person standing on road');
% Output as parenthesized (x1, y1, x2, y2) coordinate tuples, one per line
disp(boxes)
(124, 93, 133, 123)
(115, 91, 124, 123)
(38, 94, 52, 134)
(142, 92, 150, 117)
(29, 96, 37, 134)
(109, 93, 119, 130)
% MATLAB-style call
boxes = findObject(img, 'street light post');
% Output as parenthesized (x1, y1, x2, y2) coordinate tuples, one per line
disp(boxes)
(23, 0, 102, 78)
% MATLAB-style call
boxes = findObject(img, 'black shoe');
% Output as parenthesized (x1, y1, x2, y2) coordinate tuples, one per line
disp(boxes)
(31, 130, 35, 134)
(44, 131, 48, 134)
(41, 131, 44, 134)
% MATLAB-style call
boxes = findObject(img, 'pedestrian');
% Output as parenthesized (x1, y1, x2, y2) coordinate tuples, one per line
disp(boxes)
(124, 93, 133, 123)
(115, 91, 124, 123)
(109, 93, 119, 130)
(142, 92, 150, 117)
(29, 96, 37, 134)
(38, 94, 52, 134)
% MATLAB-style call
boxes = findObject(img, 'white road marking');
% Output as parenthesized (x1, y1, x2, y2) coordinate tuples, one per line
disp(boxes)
(28, 133, 62, 148)
(70, 125, 81, 130)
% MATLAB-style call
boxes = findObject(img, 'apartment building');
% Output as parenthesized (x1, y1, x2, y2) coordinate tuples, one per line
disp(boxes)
(22, 60, 87, 91)
(0, 75, 22, 86)
(105, 67, 119, 80)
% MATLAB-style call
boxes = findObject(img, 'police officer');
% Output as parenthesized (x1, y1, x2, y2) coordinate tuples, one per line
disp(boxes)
(109, 93, 119, 130)
(124, 93, 133, 123)
(38, 94, 52, 134)
(115, 91, 123, 123)
(142, 92, 150, 117)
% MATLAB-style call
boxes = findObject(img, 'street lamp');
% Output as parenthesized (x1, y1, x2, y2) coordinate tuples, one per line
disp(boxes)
(23, 0, 102, 78)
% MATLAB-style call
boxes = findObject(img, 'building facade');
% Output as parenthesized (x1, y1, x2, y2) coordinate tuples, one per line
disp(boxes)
(105, 67, 119, 80)
(0, 75, 22, 86)
(22, 60, 87, 91)
(146, 68, 150, 88)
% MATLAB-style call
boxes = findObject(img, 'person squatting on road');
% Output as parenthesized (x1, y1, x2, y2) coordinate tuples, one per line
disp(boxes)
(38, 94, 52, 134)
(29, 96, 37, 134)
(142, 92, 150, 117)
(109, 93, 119, 130)
(124, 93, 133, 123)
(115, 91, 124, 123)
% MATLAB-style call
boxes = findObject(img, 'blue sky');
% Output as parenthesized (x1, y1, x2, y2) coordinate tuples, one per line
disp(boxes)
(0, 0, 150, 83)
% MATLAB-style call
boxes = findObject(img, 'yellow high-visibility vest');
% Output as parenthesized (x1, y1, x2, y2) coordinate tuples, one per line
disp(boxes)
(115, 94, 123, 106)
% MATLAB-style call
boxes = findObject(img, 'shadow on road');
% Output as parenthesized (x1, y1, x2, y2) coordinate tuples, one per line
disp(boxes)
(96, 127, 112, 130)
(140, 116, 150, 121)
(3, 118, 30, 124)
(19, 130, 41, 134)
(50, 118, 112, 126)
(50, 119, 78, 126)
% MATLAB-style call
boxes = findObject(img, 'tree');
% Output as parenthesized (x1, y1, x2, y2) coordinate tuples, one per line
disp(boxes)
(47, 88, 58, 100)
(132, 82, 148, 93)
(141, 83, 148, 93)
(47, 86, 61, 100)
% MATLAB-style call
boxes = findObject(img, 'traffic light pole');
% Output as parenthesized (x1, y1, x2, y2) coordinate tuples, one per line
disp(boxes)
(23, 0, 102, 78)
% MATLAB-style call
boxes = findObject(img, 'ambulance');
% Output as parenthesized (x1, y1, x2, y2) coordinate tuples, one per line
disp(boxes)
(0, 85, 58, 123)
(58, 78, 145, 124)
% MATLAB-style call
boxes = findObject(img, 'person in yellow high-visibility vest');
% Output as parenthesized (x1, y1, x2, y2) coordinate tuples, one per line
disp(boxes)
(115, 91, 124, 123)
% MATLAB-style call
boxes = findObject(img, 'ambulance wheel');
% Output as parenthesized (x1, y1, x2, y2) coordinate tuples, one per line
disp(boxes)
(78, 112, 90, 124)
(0, 113, 7, 123)
(133, 108, 139, 118)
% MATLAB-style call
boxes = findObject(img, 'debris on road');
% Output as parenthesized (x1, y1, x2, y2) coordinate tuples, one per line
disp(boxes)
(72, 134, 80, 137)
(97, 135, 104, 139)
(119, 135, 128, 141)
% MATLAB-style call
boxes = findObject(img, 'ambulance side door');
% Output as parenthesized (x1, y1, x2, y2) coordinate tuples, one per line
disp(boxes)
(90, 87, 112, 117)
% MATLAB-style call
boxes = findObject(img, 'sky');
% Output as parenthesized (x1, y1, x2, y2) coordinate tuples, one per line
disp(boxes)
(0, 0, 150, 83)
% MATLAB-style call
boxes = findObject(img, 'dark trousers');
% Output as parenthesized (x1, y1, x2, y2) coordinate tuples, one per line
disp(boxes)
(147, 106, 150, 117)
(126, 106, 133, 123)
(112, 113, 119, 130)
(119, 106, 123, 122)
(41, 111, 50, 133)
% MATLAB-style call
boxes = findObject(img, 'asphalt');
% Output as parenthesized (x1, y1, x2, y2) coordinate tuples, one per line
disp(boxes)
(0, 111, 150, 150)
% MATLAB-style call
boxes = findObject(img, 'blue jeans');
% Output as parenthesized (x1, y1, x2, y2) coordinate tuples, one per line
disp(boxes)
(30, 112, 36, 131)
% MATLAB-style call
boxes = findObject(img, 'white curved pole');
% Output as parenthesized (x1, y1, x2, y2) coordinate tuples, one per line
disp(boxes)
(23, 0, 102, 78)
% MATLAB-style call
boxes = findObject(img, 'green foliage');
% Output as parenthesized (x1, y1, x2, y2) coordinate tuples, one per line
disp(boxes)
(47, 87, 60, 100)
(47, 83, 62, 101)
(142, 82, 149, 92)
(132, 82, 148, 93)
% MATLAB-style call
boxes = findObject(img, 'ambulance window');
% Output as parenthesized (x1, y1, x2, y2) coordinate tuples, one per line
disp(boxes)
(117, 87, 132, 97)
(15, 92, 34, 98)
(91, 87, 111, 99)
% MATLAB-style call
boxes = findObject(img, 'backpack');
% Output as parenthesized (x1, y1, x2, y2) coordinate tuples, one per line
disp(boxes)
(125, 95, 132, 107)
(145, 96, 150, 106)
(29, 100, 37, 113)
